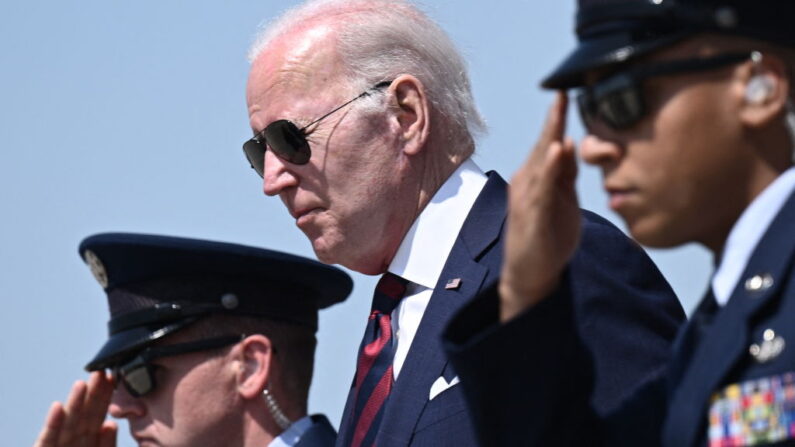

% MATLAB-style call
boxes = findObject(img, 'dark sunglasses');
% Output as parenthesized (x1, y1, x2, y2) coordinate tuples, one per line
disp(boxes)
(243, 80, 392, 177)
(112, 334, 244, 397)
(576, 52, 752, 130)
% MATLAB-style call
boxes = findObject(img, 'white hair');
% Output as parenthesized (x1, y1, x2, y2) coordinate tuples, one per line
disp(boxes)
(248, 0, 486, 151)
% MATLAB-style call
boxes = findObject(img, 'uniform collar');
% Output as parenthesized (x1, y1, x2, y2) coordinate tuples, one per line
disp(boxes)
(712, 167, 795, 305)
(267, 415, 313, 447)
(388, 158, 487, 289)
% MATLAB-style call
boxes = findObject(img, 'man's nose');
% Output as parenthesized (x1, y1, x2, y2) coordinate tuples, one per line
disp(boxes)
(108, 386, 146, 419)
(579, 132, 624, 167)
(263, 150, 299, 196)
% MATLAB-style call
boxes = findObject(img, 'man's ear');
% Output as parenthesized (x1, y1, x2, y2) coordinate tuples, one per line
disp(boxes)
(389, 74, 430, 156)
(739, 52, 790, 129)
(235, 334, 273, 400)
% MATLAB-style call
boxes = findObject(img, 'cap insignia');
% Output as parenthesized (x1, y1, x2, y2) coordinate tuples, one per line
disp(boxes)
(84, 250, 109, 288)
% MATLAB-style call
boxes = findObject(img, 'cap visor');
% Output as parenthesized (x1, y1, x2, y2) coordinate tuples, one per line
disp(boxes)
(84, 321, 189, 371)
(541, 31, 690, 89)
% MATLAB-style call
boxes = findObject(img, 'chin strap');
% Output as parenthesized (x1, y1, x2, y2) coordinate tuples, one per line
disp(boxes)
(263, 387, 292, 430)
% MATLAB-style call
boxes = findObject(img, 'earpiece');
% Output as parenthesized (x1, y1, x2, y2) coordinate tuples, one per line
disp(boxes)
(745, 75, 775, 104)
(746, 50, 795, 161)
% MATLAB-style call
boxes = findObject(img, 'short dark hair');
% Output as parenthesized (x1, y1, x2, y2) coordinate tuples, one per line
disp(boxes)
(182, 313, 317, 413)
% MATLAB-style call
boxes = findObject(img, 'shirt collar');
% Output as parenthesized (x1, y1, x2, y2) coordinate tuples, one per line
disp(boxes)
(267, 415, 313, 447)
(388, 158, 488, 289)
(712, 167, 795, 305)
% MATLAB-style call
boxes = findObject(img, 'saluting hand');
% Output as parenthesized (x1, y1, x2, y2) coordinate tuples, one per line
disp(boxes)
(34, 371, 117, 447)
(500, 91, 581, 322)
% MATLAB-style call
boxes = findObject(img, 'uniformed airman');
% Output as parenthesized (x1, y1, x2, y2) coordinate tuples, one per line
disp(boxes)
(443, 1, 795, 445)
(34, 233, 352, 447)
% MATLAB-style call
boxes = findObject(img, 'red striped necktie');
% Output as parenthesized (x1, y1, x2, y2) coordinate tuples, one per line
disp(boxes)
(345, 272, 409, 447)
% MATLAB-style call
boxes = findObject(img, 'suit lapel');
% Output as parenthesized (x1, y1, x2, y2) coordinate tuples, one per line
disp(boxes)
(663, 190, 795, 447)
(375, 173, 507, 445)
(336, 384, 358, 445)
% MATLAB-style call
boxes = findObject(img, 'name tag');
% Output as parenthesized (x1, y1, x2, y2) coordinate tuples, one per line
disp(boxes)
(708, 372, 795, 446)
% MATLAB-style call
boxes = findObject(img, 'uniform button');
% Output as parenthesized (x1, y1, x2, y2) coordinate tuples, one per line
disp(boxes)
(221, 293, 239, 309)
(764, 329, 776, 341)
(714, 6, 738, 28)
(745, 274, 774, 293)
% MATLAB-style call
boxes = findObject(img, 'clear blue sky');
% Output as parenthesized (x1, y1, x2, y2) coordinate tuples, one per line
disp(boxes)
(0, 2, 712, 445)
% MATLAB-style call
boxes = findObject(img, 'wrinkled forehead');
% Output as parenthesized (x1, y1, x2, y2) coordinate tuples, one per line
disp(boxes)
(246, 23, 351, 111)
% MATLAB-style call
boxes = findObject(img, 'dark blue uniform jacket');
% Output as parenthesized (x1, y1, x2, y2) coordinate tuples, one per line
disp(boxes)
(444, 190, 795, 447)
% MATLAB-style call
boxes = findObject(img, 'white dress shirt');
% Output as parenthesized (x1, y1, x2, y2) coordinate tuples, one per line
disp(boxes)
(387, 158, 488, 379)
(268, 415, 314, 447)
(712, 167, 795, 305)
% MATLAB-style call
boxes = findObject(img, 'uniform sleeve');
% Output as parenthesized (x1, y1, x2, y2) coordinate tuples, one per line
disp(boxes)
(442, 211, 683, 446)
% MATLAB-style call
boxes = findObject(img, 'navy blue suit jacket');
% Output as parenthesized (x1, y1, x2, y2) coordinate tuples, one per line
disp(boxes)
(443, 189, 795, 446)
(339, 172, 684, 446)
(338, 172, 508, 447)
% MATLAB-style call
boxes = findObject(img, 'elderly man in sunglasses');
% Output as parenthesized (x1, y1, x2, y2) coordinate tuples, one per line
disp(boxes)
(443, 0, 795, 446)
(34, 233, 352, 447)
(243, 1, 687, 445)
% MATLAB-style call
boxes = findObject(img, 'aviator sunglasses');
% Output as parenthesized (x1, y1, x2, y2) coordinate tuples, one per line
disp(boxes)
(112, 334, 244, 397)
(576, 52, 752, 130)
(243, 80, 392, 177)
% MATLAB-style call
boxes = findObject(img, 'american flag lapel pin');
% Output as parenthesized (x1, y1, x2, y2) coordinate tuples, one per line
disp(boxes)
(445, 278, 462, 290)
